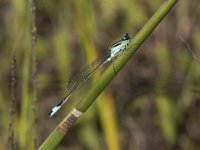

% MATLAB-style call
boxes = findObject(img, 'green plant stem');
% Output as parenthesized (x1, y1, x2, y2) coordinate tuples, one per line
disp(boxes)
(38, 0, 178, 149)
(76, 0, 178, 112)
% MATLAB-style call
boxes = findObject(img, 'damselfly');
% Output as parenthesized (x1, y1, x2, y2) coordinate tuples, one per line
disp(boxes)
(49, 33, 131, 117)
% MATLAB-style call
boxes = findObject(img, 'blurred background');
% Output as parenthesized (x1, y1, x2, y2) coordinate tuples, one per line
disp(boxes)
(0, 0, 200, 149)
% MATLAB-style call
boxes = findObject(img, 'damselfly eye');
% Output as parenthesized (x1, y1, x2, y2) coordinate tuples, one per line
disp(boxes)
(122, 33, 131, 40)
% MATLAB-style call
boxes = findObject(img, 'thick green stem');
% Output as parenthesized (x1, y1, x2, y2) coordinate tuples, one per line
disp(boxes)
(76, 0, 178, 112)
(38, 0, 178, 149)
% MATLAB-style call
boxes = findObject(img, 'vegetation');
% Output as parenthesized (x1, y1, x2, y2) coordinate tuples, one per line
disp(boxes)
(0, 0, 199, 149)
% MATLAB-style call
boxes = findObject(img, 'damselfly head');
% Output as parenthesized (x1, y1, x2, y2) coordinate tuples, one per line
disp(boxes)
(121, 33, 131, 41)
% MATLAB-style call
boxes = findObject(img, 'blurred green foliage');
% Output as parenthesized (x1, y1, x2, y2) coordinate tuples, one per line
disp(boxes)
(0, 0, 200, 149)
